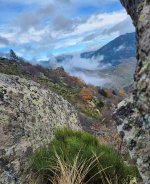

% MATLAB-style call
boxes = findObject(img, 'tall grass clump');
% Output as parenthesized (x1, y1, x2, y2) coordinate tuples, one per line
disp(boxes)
(31, 128, 138, 184)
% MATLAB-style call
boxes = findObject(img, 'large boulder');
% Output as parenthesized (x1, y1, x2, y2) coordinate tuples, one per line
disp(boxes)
(114, 0, 150, 183)
(0, 73, 81, 184)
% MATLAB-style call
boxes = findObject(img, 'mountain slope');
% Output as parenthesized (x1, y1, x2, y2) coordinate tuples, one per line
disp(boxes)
(0, 49, 24, 62)
(97, 58, 136, 88)
(39, 32, 136, 68)
(81, 32, 136, 65)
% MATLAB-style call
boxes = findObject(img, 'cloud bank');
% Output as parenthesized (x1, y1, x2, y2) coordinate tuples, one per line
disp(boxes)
(43, 55, 111, 86)
(0, 0, 135, 60)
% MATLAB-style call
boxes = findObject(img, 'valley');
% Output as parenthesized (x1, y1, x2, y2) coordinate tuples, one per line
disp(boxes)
(1, 0, 149, 182)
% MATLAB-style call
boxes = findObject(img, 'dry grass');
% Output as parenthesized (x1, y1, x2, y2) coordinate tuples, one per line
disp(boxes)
(32, 151, 133, 184)
(49, 152, 122, 184)
(50, 152, 97, 184)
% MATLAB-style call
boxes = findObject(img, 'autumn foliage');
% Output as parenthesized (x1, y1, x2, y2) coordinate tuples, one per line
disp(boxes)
(118, 88, 126, 96)
(71, 76, 85, 88)
(99, 88, 113, 98)
(80, 88, 92, 102)
(86, 84, 98, 96)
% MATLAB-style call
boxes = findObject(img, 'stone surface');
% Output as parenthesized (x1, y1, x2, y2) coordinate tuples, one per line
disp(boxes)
(114, 97, 150, 183)
(114, 0, 150, 183)
(0, 73, 81, 184)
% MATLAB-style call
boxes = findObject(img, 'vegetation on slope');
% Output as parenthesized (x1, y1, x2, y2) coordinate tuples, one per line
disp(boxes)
(0, 58, 126, 122)
(31, 128, 139, 184)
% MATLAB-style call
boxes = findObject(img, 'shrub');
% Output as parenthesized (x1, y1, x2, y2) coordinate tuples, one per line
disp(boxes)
(86, 84, 98, 96)
(98, 88, 108, 97)
(79, 106, 100, 119)
(112, 90, 117, 96)
(96, 100, 104, 109)
(31, 128, 138, 184)
(98, 88, 114, 98)
(80, 88, 92, 102)
(118, 88, 126, 97)
(71, 76, 85, 88)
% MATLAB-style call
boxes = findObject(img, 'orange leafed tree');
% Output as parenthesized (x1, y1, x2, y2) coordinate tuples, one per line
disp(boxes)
(86, 84, 98, 95)
(87, 84, 97, 91)
(118, 88, 126, 96)
(71, 76, 85, 88)
(80, 88, 92, 102)
(102, 88, 113, 98)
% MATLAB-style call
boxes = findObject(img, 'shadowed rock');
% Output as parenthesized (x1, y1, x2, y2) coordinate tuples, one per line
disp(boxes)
(114, 0, 150, 183)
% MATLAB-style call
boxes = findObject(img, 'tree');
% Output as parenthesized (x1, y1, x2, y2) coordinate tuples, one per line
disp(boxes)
(10, 49, 18, 61)
(71, 76, 85, 88)
(80, 88, 92, 102)
(118, 88, 126, 96)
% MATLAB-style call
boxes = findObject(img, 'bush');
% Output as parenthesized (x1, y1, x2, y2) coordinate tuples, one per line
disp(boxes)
(31, 128, 138, 184)
(118, 88, 126, 97)
(98, 88, 108, 97)
(79, 106, 100, 119)
(96, 100, 104, 109)
(80, 88, 92, 102)
(71, 76, 85, 88)
(112, 90, 117, 96)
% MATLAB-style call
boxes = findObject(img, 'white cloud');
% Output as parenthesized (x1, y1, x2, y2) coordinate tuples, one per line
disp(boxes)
(43, 55, 111, 85)
(114, 45, 125, 52)
(71, 10, 128, 35)
(0, 0, 134, 57)
(103, 17, 135, 35)
(71, 71, 109, 86)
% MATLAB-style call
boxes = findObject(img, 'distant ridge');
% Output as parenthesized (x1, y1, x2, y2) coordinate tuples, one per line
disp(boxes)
(81, 32, 136, 65)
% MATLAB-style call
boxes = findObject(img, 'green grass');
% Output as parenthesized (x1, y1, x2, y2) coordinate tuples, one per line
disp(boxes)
(0, 60, 35, 80)
(37, 78, 81, 102)
(0, 59, 80, 104)
(80, 106, 101, 119)
(31, 128, 139, 184)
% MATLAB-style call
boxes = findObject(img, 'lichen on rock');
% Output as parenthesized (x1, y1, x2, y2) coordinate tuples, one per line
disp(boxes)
(0, 73, 81, 184)
(114, 0, 150, 183)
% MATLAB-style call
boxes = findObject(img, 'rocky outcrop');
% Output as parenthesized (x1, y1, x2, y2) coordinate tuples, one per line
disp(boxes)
(0, 73, 81, 184)
(120, 0, 145, 26)
(114, 0, 150, 183)
(114, 97, 150, 183)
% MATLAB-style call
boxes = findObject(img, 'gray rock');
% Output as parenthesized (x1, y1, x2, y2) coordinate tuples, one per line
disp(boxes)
(114, 1, 150, 183)
(0, 73, 81, 184)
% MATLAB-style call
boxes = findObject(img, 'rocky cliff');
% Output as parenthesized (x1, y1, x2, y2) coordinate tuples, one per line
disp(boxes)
(114, 0, 150, 183)
(0, 73, 81, 184)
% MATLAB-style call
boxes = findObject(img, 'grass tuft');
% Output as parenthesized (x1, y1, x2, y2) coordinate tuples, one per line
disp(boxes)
(31, 128, 139, 184)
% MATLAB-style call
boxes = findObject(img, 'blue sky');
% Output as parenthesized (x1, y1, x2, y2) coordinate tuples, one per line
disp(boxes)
(0, 0, 134, 61)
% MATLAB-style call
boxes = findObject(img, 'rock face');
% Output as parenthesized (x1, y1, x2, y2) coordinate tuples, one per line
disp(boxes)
(0, 73, 81, 184)
(120, 0, 145, 26)
(114, 0, 150, 183)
